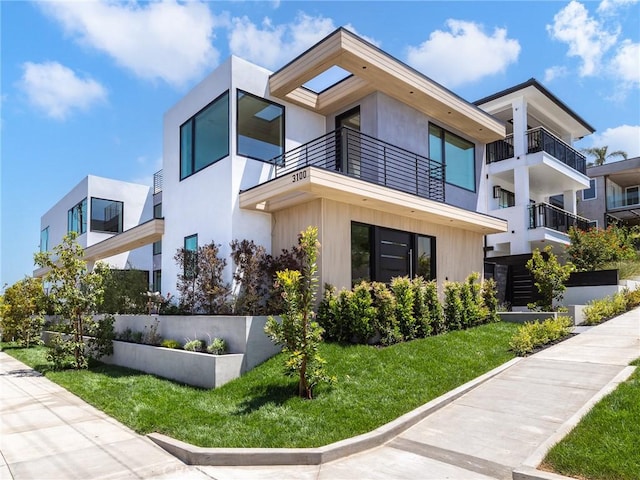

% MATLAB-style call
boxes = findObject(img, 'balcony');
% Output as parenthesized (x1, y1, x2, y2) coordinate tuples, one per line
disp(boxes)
(153, 170, 163, 194)
(528, 203, 596, 233)
(486, 127, 587, 174)
(270, 127, 445, 203)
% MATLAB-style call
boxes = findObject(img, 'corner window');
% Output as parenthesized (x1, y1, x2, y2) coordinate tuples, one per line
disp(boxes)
(67, 198, 87, 234)
(91, 198, 123, 233)
(582, 179, 596, 200)
(40, 227, 49, 253)
(153, 203, 162, 219)
(180, 91, 229, 180)
(237, 90, 284, 162)
(429, 124, 475, 192)
(153, 240, 162, 255)
(184, 234, 198, 279)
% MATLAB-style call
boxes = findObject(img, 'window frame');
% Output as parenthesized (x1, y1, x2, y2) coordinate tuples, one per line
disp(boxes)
(40, 226, 49, 253)
(67, 198, 87, 235)
(183, 234, 198, 279)
(236, 89, 285, 163)
(429, 124, 476, 192)
(90, 197, 124, 234)
(179, 90, 230, 181)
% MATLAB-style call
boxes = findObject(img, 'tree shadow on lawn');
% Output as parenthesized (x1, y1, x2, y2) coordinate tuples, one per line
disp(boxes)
(233, 381, 299, 416)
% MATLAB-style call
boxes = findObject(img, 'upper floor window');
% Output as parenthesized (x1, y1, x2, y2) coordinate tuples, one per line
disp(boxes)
(494, 186, 515, 208)
(154, 202, 162, 219)
(180, 91, 229, 180)
(40, 227, 49, 253)
(67, 198, 87, 234)
(91, 198, 123, 233)
(626, 186, 639, 206)
(582, 179, 596, 200)
(429, 124, 475, 192)
(153, 240, 162, 255)
(237, 90, 284, 162)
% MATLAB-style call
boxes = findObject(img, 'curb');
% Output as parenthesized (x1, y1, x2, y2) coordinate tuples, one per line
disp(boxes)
(148, 357, 523, 466)
(512, 365, 637, 480)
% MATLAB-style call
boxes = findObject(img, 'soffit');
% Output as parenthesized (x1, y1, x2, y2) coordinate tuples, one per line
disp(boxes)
(239, 167, 507, 234)
(269, 29, 505, 144)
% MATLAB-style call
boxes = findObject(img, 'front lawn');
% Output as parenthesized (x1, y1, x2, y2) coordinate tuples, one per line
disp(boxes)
(2, 321, 518, 448)
(542, 358, 640, 480)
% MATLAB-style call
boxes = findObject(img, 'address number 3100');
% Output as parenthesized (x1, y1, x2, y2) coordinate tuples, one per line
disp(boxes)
(291, 170, 307, 183)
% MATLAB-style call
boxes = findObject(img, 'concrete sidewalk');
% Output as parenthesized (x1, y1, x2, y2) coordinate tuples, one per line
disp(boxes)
(0, 354, 210, 480)
(1, 309, 638, 480)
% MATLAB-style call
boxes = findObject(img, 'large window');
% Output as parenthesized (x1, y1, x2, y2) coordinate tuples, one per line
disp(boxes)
(237, 90, 284, 162)
(626, 186, 639, 206)
(152, 270, 162, 293)
(429, 124, 475, 191)
(153, 203, 162, 219)
(153, 240, 162, 255)
(180, 91, 229, 180)
(184, 234, 198, 279)
(350, 222, 436, 285)
(91, 198, 123, 233)
(40, 227, 49, 253)
(67, 198, 87, 234)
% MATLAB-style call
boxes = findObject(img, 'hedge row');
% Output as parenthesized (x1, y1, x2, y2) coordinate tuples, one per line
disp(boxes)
(317, 273, 500, 345)
(583, 287, 640, 325)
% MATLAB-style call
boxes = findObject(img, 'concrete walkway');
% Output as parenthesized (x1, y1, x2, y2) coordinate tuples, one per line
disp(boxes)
(1, 309, 638, 480)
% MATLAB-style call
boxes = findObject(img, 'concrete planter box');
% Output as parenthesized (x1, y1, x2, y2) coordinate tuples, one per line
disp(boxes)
(102, 341, 244, 389)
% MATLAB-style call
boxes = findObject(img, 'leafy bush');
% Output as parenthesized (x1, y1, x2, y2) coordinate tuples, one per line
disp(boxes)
(482, 278, 501, 323)
(207, 337, 227, 355)
(86, 315, 115, 358)
(0, 276, 46, 347)
(509, 317, 572, 356)
(443, 281, 464, 331)
(391, 277, 416, 340)
(161, 339, 181, 349)
(567, 225, 637, 272)
(411, 277, 432, 338)
(46, 333, 75, 370)
(526, 246, 574, 311)
(370, 282, 401, 345)
(583, 292, 629, 325)
(424, 280, 445, 334)
(183, 339, 206, 352)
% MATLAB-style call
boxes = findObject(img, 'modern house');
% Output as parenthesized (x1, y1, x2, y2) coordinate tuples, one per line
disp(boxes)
(35, 175, 160, 280)
(577, 156, 640, 228)
(158, 28, 508, 296)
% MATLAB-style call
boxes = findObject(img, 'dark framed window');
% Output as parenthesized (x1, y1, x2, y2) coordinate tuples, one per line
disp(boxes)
(626, 186, 639, 206)
(496, 187, 515, 208)
(582, 179, 596, 200)
(429, 124, 475, 191)
(153, 203, 162, 219)
(350, 222, 436, 285)
(237, 90, 284, 162)
(184, 234, 198, 279)
(67, 198, 87, 234)
(152, 270, 162, 293)
(180, 91, 229, 180)
(153, 240, 162, 255)
(90, 197, 123, 233)
(40, 227, 49, 253)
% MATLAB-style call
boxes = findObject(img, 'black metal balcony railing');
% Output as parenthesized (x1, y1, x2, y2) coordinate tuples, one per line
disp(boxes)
(486, 127, 587, 175)
(271, 127, 445, 202)
(153, 170, 163, 194)
(528, 203, 596, 233)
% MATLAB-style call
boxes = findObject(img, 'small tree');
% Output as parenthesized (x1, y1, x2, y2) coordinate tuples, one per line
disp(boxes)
(526, 246, 575, 311)
(230, 239, 267, 315)
(567, 225, 637, 271)
(0, 277, 46, 347)
(264, 226, 333, 399)
(34, 232, 107, 369)
(99, 266, 148, 314)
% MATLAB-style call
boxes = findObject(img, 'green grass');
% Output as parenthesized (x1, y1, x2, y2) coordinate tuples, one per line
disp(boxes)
(2, 322, 518, 448)
(542, 358, 640, 480)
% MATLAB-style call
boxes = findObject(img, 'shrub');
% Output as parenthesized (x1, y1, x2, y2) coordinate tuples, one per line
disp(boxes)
(482, 278, 501, 323)
(583, 292, 629, 325)
(207, 337, 228, 355)
(230, 239, 267, 315)
(316, 285, 342, 342)
(567, 225, 637, 271)
(424, 280, 445, 334)
(161, 339, 181, 349)
(349, 282, 377, 343)
(509, 317, 572, 356)
(391, 277, 416, 340)
(411, 277, 432, 338)
(46, 333, 75, 370)
(625, 287, 640, 308)
(183, 339, 206, 352)
(142, 318, 162, 345)
(526, 246, 574, 311)
(86, 315, 115, 358)
(370, 282, 401, 345)
(443, 281, 464, 331)
(461, 272, 485, 327)
(0, 276, 46, 347)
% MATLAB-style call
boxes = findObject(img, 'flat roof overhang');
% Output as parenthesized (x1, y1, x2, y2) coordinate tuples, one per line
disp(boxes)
(33, 219, 164, 278)
(239, 167, 507, 235)
(269, 28, 505, 144)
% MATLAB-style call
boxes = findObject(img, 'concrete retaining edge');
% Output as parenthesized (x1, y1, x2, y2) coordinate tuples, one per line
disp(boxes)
(512, 365, 637, 480)
(148, 357, 523, 466)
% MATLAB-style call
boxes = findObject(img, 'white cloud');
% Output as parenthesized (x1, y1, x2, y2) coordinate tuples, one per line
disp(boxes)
(405, 20, 520, 88)
(547, 1, 618, 77)
(544, 65, 569, 83)
(19, 61, 107, 120)
(597, 0, 639, 14)
(39, 0, 218, 87)
(585, 125, 640, 158)
(227, 13, 379, 70)
(610, 40, 640, 88)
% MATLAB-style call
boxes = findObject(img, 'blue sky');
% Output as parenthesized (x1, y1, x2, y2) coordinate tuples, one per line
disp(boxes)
(2, 0, 639, 289)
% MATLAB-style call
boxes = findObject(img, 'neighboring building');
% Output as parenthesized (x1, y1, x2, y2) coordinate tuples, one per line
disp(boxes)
(475, 79, 596, 258)
(35, 175, 160, 281)
(159, 28, 507, 295)
(577, 157, 640, 228)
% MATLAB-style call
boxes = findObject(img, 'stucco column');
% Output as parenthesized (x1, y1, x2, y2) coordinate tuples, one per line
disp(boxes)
(563, 189, 577, 214)
(511, 96, 527, 159)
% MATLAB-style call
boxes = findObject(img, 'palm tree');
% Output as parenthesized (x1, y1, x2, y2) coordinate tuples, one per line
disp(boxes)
(582, 146, 628, 166)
